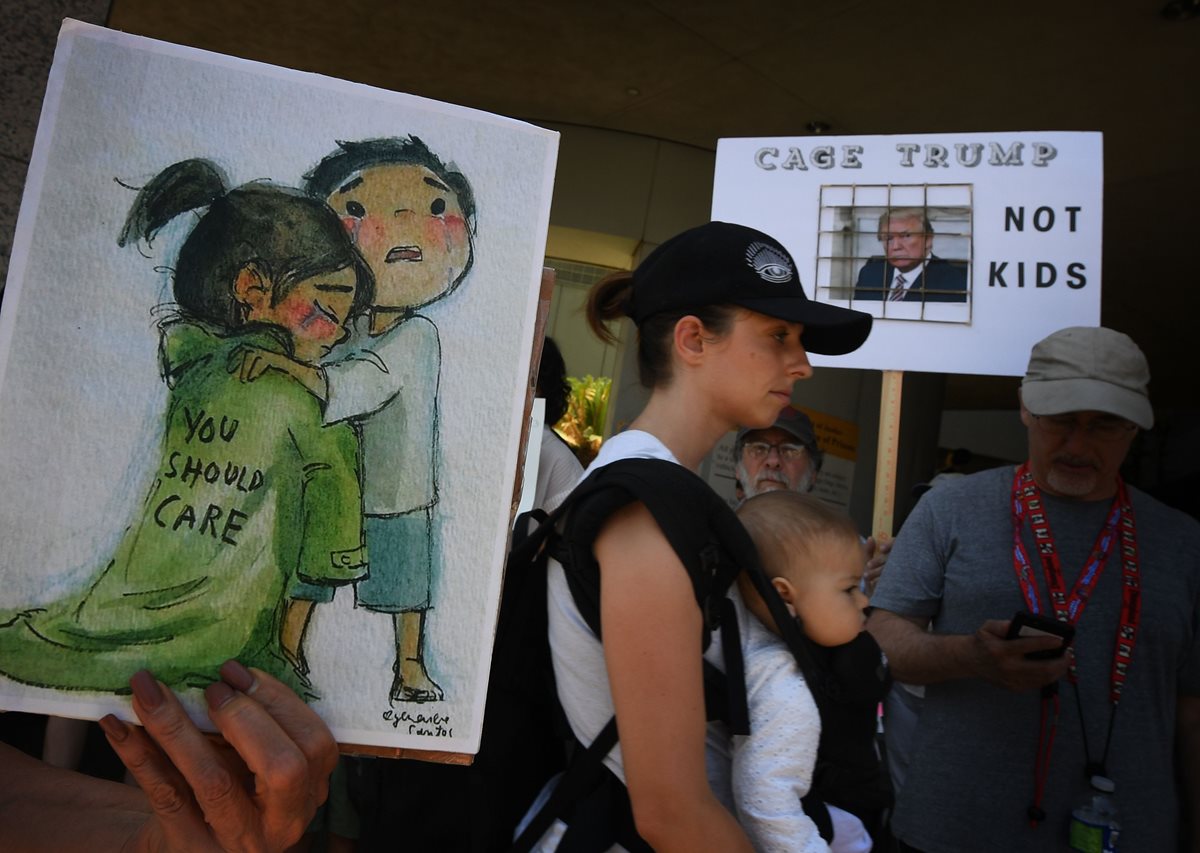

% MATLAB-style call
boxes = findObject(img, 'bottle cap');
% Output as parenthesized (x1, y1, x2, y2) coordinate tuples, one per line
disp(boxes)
(1089, 775, 1115, 793)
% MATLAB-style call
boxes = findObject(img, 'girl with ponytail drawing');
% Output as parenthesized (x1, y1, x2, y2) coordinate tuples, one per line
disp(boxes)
(0, 159, 372, 695)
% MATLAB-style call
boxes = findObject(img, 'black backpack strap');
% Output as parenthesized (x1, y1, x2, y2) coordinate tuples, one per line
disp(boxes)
(800, 792, 836, 843)
(508, 717, 614, 852)
(507, 505, 555, 571)
(559, 767, 650, 853)
(557, 459, 753, 639)
(559, 459, 760, 732)
(511, 506, 549, 549)
(490, 504, 561, 699)
(739, 548, 823, 679)
(803, 631, 894, 830)
(715, 596, 749, 735)
(510, 716, 654, 853)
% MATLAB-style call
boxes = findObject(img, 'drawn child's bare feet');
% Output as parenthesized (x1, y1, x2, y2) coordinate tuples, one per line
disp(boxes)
(390, 657, 444, 703)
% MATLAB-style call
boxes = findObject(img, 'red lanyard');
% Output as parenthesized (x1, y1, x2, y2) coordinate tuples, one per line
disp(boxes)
(1011, 464, 1141, 697)
(1010, 463, 1141, 825)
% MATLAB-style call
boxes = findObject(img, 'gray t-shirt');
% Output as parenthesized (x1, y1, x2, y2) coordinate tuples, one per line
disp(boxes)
(871, 465, 1200, 853)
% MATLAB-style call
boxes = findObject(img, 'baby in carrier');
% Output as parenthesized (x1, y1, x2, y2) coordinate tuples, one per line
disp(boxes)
(729, 490, 891, 852)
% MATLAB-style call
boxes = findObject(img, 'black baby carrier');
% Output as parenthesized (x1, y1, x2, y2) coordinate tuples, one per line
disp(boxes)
(503, 457, 888, 852)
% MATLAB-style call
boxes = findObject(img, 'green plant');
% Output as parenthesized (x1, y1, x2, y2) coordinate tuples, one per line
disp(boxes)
(554, 375, 612, 466)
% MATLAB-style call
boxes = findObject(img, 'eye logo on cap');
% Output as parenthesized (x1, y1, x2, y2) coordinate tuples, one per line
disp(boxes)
(745, 242, 794, 283)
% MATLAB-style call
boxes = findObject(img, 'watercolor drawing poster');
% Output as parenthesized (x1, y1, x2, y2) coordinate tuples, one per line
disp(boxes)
(0, 20, 558, 754)
(713, 131, 1102, 376)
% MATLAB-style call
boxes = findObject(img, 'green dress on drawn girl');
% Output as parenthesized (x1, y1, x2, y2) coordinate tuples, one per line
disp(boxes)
(0, 320, 366, 695)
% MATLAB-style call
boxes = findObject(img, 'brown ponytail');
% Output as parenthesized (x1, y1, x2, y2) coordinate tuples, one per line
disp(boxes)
(586, 270, 634, 345)
(586, 270, 738, 389)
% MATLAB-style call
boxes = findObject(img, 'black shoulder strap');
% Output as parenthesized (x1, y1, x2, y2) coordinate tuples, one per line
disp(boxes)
(554, 458, 751, 639)
(559, 458, 814, 669)
(561, 459, 818, 678)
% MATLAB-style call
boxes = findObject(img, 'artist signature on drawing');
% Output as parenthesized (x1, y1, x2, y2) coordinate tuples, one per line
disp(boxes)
(382, 708, 453, 738)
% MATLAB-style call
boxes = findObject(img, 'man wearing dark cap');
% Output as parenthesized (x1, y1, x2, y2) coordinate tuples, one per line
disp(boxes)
(867, 326, 1200, 853)
(734, 405, 823, 498)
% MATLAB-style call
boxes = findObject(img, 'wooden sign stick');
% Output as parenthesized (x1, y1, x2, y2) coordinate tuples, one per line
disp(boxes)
(872, 369, 904, 540)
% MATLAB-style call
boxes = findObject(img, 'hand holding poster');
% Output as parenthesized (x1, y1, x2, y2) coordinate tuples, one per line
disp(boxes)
(0, 20, 558, 754)
(713, 131, 1101, 375)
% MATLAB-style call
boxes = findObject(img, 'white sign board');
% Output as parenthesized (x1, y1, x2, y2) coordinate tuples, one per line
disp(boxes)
(713, 132, 1102, 376)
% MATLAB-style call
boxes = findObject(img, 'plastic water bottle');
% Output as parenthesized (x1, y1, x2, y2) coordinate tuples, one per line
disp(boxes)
(1068, 775, 1120, 853)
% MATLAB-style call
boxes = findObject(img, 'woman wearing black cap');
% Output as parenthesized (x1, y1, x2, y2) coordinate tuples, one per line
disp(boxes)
(521, 221, 871, 850)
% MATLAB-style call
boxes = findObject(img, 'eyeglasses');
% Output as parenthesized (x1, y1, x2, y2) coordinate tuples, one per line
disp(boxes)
(1031, 413, 1138, 442)
(743, 441, 807, 461)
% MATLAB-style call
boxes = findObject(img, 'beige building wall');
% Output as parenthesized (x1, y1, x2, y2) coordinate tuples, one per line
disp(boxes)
(1, 1, 110, 300)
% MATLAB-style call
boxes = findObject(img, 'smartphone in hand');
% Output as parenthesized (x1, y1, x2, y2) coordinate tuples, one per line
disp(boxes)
(1006, 611, 1075, 660)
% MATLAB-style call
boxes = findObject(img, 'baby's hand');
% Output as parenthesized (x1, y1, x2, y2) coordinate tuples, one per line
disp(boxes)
(228, 345, 301, 383)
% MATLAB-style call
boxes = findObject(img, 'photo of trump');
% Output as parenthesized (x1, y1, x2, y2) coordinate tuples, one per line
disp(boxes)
(854, 207, 968, 303)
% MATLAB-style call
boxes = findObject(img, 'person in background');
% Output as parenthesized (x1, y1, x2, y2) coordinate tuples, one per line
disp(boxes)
(734, 405, 823, 498)
(733, 404, 891, 625)
(868, 326, 1200, 852)
(535, 337, 585, 514)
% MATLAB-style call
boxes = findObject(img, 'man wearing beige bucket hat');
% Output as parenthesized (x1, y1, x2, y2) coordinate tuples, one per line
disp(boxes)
(867, 326, 1200, 853)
